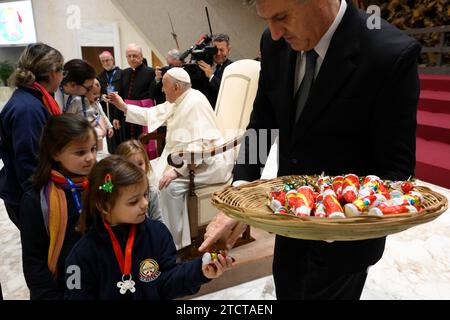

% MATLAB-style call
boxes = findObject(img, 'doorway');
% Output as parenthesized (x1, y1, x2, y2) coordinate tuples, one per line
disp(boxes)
(81, 46, 115, 75)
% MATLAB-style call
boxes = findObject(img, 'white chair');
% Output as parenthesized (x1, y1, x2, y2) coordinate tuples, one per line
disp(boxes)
(168, 59, 261, 254)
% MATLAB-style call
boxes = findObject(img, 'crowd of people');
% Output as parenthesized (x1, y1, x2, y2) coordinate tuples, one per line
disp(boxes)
(0, 34, 236, 300)
(0, 0, 421, 301)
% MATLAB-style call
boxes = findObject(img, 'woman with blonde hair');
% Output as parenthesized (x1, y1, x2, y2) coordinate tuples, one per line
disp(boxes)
(0, 42, 64, 229)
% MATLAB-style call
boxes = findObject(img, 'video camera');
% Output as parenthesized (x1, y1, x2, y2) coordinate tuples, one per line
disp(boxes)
(159, 34, 217, 80)
(179, 34, 218, 66)
(160, 7, 217, 92)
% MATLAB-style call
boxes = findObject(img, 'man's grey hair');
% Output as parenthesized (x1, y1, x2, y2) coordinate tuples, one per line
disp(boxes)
(212, 33, 230, 45)
(126, 43, 143, 54)
(167, 49, 181, 60)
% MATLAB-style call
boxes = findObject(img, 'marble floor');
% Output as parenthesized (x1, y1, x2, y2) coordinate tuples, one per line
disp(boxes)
(1, 179, 449, 300)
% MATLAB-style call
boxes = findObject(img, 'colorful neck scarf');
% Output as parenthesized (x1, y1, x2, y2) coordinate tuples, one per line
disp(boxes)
(28, 81, 62, 116)
(41, 170, 88, 277)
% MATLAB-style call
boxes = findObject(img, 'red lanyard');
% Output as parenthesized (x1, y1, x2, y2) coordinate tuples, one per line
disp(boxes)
(103, 222, 136, 275)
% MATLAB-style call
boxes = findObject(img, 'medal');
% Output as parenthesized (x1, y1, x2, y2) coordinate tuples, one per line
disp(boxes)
(106, 84, 116, 94)
(117, 274, 136, 294)
(104, 222, 137, 295)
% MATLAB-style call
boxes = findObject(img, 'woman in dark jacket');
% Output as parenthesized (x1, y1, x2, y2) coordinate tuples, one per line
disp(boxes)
(0, 43, 64, 228)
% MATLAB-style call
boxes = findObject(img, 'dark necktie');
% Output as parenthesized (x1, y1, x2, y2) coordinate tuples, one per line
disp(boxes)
(294, 50, 318, 123)
(214, 64, 222, 77)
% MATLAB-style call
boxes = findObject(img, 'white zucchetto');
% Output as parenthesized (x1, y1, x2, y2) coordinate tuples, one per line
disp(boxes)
(166, 67, 191, 84)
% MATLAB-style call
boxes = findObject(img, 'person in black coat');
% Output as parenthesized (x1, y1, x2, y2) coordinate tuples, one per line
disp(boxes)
(197, 33, 233, 109)
(65, 156, 233, 300)
(119, 44, 156, 142)
(97, 51, 122, 153)
(200, 0, 421, 300)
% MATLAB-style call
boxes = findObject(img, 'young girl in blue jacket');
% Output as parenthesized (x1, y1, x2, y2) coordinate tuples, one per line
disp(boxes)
(65, 156, 233, 300)
(20, 114, 97, 299)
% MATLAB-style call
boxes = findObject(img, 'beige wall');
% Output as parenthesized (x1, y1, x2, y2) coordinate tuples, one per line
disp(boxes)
(31, 0, 157, 68)
(113, 0, 266, 62)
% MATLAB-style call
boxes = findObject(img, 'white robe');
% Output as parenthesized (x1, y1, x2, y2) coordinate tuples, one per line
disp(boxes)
(125, 88, 233, 249)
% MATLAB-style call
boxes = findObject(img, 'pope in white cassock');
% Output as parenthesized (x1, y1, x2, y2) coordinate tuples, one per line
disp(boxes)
(107, 68, 233, 250)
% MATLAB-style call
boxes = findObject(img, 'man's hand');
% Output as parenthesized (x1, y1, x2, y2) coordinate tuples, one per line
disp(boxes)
(197, 60, 213, 79)
(112, 119, 121, 130)
(158, 168, 181, 190)
(107, 92, 127, 113)
(198, 212, 248, 252)
(155, 66, 162, 81)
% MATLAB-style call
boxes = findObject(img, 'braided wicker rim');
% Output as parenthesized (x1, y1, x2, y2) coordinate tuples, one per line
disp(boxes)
(211, 177, 449, 241)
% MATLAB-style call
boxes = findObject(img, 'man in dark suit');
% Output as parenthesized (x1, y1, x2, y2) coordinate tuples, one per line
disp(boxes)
(198, 33, 234, 109)
(119, 43, 157, 159)
(199, 0, 421, 300)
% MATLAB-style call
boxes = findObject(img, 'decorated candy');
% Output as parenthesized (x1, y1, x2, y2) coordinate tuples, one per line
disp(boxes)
(332, 175, 344, 200)
(377, 179, 390, 199)
(314, 202, 327, 218)
(404, 191, 423, 208)
(318, 176, 332, 193)
(296, 186, 315, 216)
(344, 193, 386, 217)
(369, 204, 417, 216)
(266, 175, 423, 220)
(341, 173, 360, 203)
(268, 190, 287, 213)
(286, 188, 313, 217)
(323, 189, 345, 218)
(401, 181, 414, 193)
(389, 189, 404, 198)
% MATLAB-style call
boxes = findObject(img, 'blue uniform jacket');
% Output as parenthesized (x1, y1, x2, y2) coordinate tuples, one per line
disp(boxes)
(0, 86, 50, 206)
(65, 218, 210, 300)
(20, 187, 82, 299)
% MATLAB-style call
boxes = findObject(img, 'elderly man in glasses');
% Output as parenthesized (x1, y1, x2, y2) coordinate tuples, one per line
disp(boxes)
(97, 51, 122, 153)
(118, 43, 157, 160)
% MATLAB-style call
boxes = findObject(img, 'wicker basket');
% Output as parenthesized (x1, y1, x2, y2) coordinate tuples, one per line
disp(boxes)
(211, 177, 449, 241)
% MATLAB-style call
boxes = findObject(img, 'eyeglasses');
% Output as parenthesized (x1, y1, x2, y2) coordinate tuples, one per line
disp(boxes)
(126, 54, 141, 59)
(81, 84, 93, 92)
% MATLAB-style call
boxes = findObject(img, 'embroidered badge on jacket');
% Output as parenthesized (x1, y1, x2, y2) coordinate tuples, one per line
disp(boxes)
(139, 259, 161, 282)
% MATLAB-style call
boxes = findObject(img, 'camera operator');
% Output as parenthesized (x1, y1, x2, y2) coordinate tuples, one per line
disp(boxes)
(153, 49, 185, 104)
(197, 33, 233, 110)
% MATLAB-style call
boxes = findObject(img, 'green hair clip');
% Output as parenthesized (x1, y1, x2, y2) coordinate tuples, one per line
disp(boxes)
(99, 174, 114, 193)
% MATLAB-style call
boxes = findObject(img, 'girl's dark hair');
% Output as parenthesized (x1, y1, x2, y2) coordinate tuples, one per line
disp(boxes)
(33, 114, 97, 189)
(115, 140, 150, 174)
(62, 59, 96, 85)
(10, 42, 64, 87)
(78, 155, 148, 233)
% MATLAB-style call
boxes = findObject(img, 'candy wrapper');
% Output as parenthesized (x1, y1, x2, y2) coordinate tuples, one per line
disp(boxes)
(323, 189, 345, 219)
(202, 251, 235, 266)
(341, 173, 360, 203)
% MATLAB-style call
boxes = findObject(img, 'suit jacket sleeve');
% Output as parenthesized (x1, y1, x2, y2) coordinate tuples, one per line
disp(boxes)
(371, 40, 421, 181)
(233, 35, 278, 183)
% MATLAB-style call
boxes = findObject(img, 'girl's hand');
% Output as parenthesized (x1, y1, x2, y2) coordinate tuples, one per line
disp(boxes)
(201, 252, 235, 279)
(107, 128, 114, 138)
